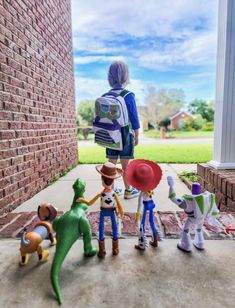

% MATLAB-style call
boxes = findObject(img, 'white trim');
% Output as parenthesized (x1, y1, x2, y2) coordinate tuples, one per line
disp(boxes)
(208, 160, 235, 170)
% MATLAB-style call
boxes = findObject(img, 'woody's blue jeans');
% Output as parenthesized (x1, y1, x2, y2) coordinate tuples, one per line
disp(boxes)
(99, 208, 118, 241)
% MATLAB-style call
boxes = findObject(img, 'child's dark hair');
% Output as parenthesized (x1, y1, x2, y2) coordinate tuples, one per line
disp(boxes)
(102, 176, 114, 187)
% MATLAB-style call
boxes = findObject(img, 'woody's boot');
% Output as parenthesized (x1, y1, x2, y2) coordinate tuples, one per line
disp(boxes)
(149, 232, 158, 247)
(112, 239, 119, 255)
(98, 240, 106, 258)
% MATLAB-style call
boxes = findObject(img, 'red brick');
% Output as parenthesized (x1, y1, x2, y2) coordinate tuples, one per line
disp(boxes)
(3, 165, 18, 177)
(0, 0, 77, 213)
(0, 111, 13, 120)
(203, 217, 227, 239)
(0, 130, 15, 139)
(222, 179, 227, 195)
(158, 211, 181, 237)
(0, 212, 20, 231)
(0, 212, 36, 237)
(0, 178, 11, 190)
(3, 183, 18, 196)
(1, 148, 17, 159)
(227, 198, 235, 211)
(0, 159, 11, 169)
(11, 156, 24, 165)
(0, 140, 10, 149)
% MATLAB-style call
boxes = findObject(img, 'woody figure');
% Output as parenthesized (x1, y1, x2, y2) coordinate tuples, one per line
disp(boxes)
(78, 162, 124, 257)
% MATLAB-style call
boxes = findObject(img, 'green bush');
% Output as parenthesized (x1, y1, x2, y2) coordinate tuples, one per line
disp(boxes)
(201, 122, 214, 131)
(179, 171, 198, 182)
(181, 120, 194, 131)
(190, 115, 204, 131)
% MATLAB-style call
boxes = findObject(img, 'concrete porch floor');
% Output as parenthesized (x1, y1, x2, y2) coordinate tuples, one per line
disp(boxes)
(1, 163, 235, 308)
(0, 238, 235, 308)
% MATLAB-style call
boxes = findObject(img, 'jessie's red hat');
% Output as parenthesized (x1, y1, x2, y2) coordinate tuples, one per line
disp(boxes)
(126, 159, 162, 192)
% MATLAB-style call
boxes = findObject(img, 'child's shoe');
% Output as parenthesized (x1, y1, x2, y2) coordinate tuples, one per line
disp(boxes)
(124, 187, 140, 199)
(114, 188, 123, 196)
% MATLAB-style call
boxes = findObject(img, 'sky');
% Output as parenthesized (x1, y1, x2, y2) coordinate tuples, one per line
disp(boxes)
(71, 0, 219, 106)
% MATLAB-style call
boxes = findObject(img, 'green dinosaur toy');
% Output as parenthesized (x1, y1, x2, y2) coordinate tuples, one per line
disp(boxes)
(51, 178, 97, 305)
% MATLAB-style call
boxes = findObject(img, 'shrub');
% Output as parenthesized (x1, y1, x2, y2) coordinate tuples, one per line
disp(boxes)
(201, 122, 214, 131)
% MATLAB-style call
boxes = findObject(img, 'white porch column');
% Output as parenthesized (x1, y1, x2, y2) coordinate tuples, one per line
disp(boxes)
(209, 0, 235, 169)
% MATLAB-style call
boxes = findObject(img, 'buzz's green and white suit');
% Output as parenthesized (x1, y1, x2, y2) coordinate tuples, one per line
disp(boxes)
(169, 189, 219, 252)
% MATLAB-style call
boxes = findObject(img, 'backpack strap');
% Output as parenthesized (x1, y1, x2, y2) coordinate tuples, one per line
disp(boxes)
(120, 89, 132, 98)
(102, 90, 133, 98)
(102, 91, 119, 97)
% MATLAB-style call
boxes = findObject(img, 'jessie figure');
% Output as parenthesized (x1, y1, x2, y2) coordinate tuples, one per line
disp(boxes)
(126, 159, 162, 250)
(78, 162, 124, 257)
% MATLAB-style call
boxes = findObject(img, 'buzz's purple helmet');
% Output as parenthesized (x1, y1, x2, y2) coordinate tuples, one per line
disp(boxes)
(191, 183, 202, 195)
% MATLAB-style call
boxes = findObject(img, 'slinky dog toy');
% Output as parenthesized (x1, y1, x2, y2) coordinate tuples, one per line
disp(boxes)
(51, 178, 97, 305)
(19, 203, 57, 266)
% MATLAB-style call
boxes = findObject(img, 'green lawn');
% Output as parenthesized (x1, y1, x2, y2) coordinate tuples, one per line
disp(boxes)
(144, 130, 214, 139)
(78, 143, 213, 164)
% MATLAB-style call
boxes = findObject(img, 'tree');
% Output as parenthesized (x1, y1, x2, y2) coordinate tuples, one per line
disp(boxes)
(144, 87, 185, 128)
(188, 99, 214, 122)
(77, 100, 94, 126)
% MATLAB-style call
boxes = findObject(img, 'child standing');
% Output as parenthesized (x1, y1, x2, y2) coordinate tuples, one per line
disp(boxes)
(106, 61, 140, 199)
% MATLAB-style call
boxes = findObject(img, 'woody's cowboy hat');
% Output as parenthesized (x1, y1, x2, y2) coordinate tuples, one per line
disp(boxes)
(96, 162, 123, 179)
(126, 159, 162, 192)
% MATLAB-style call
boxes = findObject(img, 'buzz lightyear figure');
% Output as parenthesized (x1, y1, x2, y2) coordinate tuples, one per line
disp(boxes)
(167, 176, 219, 252)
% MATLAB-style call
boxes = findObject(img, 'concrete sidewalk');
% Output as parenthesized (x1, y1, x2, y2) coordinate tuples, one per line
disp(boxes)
(13, 163, 197, 213)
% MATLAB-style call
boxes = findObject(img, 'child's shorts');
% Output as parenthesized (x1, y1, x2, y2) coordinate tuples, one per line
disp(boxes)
(106, 133, 134, 160)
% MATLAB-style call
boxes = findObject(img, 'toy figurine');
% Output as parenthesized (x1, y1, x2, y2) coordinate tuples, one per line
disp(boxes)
(167, 176, 220, 252)
(126, 159, 163, 250)
(78, 162, 124, 258)
(19, 203, 57, 266)
(51, 178, 97, 305)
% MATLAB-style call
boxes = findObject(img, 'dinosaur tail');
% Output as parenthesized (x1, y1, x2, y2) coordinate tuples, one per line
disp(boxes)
(50, 234, 76, 305)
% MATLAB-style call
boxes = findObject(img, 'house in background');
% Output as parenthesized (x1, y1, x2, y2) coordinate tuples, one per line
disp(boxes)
(170, 111, 195, 129)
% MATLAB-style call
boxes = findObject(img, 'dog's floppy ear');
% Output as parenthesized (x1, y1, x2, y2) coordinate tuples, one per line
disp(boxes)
(38, 203, 57, 221)
(47, 204, 57, 221)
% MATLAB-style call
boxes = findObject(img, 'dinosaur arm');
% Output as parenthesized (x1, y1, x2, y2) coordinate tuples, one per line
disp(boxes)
(77, 194, 101, 206)
(114, 193, 124, 217)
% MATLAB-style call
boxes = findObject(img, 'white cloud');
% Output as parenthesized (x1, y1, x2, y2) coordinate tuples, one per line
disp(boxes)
(72, 0, 218, 102)
(75, 77, 108, 103)
(72, 0, 218, 38)
(137, 32, 217, 69)
(74, 55, 126, 64)
(75, 71, 215, 106)
(71, 0, 218, 68)
(74, 76, 151, 105)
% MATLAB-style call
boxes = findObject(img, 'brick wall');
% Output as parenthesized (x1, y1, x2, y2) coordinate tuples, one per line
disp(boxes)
(197, 163, 235, 211)
(0, 0, 78, 214)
